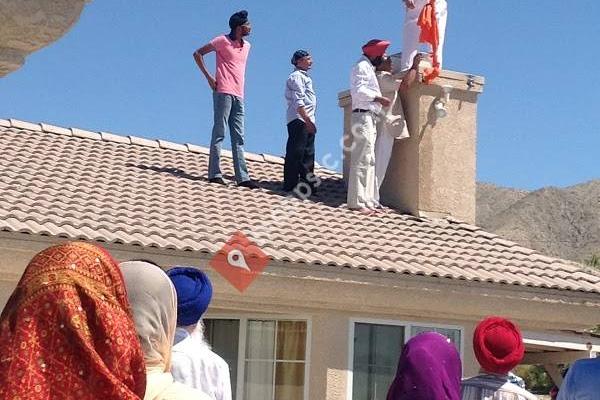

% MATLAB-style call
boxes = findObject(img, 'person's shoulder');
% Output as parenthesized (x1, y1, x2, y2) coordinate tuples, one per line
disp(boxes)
(500, 381, 537, 400)
(461, 374, 500, 383)
(571, 357, 600, 369)
(160, 381, 212, 400)
(567, 358, 600, 382)
(288, 70, 305, 80)
(208, 348, 230, 370)
(354, 58, 373, 72)
(172, 335, 193, 353)
(210, 34, 227, 46)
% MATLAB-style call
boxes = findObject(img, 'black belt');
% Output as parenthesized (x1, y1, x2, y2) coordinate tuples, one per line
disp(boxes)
(352, 108, 370, 113)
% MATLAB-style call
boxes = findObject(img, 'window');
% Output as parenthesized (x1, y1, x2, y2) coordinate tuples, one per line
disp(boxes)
(410, 325, 461, 352)
(351, 320, 462, 400)
(352, 323, 405, 400)
(205, 318, 308, 400)
(205, 319, 241, 396)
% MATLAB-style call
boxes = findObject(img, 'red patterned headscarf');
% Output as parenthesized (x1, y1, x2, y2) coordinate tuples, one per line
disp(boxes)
(0, 242, 146, 400)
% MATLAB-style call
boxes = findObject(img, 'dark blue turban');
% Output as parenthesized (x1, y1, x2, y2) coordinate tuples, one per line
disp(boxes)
(291, 49, 310, 66)
(229, 10, 249, 30)
(167, 266, 213, 327)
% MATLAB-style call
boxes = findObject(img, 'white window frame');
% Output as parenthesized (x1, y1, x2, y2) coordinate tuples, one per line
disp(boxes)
(346, 317, 464, 400)
(205, 314, 312, 400)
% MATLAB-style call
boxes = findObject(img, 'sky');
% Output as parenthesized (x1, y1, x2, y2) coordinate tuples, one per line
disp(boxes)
(1, 0, 599, 190)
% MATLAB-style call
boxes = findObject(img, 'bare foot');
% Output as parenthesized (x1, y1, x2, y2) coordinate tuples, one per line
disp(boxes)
(400, 54, 424, 90)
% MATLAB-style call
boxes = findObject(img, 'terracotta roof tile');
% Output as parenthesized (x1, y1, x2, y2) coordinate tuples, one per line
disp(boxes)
(1, 119, 599, 294)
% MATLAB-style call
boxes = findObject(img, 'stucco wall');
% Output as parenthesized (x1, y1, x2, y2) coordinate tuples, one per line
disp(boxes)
(1, 234, 599, 399)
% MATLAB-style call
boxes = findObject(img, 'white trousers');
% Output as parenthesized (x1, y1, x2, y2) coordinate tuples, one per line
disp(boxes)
(347, 113, 377, 209)
(374, 127, 395, 202)
(400, 0, 448, 71)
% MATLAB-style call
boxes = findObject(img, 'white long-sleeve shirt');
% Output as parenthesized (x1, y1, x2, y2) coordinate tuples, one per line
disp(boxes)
(171, 327, 232, 400)
(350, 55, 382, 114)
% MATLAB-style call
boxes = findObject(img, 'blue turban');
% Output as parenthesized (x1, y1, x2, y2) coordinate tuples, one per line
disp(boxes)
(291, 49, 310, 66)
(167, 266, 213, 327)
(229, 10, 249, 30)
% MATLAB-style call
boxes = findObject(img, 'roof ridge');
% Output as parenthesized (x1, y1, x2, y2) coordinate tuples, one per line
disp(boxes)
(0, 117, 337, 174)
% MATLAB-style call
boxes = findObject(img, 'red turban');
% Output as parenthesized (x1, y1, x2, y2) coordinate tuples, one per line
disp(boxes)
(362, 39, 390, 58)
(473, 317, 525, 374)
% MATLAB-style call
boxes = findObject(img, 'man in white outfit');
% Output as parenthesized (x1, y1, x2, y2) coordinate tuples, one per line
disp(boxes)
(168, 266, 232, 400)
(400, 0, 448, 72)
(348, 39, 392, 214)
(373, 54, 422, 206)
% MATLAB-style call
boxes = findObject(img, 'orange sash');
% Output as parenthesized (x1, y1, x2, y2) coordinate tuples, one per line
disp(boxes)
(418, 0, 441, 83)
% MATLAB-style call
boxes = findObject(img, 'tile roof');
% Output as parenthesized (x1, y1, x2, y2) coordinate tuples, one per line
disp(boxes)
(1, 118, 599, 294)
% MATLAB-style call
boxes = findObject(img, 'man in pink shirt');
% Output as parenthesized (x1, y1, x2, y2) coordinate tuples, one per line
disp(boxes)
(193, 10, 258, 189)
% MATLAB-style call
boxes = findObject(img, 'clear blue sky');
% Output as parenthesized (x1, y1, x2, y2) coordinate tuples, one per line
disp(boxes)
(1, 0, 598, 190)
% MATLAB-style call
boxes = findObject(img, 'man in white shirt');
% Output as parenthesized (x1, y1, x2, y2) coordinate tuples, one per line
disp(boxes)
(168, 267, 232, 400)
(462, 317, 538, 400)
(348, 39, 392, 213)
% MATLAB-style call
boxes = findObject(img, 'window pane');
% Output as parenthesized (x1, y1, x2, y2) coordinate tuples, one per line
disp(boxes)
(373, 325, 403, 367)
(370, 365, 398, 400)
(246, 320, 275, 360)
(353, 323, 371, 366)
(352, 362, 369, 399)
(274, 362, 305, 400)
(205, 319, 240, 399)
(411, 326, 461, 352)
(276, 321, 307, 361)
(244, 361, 273, 400)
(353, 323, 404, 400)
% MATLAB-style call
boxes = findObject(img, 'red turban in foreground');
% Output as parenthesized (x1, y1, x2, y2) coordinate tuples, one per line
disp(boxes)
(362, 39, 390, 58)
(473, 316, 525, 374)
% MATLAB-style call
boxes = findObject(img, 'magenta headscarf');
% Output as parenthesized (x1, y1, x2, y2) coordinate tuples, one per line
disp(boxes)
(386, 332, 462, 400)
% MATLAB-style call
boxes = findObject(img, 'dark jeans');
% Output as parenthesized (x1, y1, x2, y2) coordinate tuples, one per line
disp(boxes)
(283, 119, 316, 193)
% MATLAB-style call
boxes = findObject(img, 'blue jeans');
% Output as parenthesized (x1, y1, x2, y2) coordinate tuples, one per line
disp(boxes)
(208, 92, 250, 183)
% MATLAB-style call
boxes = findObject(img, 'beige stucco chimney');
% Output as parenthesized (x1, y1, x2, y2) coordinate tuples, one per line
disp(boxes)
(338, 66, 484, 224)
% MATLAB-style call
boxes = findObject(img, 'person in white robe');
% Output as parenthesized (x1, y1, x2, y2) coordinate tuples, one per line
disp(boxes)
(400, 0, 448, 72)
(373, 55, 423, 206)
(167, 266, 232, 400)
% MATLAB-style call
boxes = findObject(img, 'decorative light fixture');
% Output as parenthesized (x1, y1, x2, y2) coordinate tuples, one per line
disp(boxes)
(434, 85, 453, 119)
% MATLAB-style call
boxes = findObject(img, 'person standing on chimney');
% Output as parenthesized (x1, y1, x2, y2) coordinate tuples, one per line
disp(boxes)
(400, 0, 448, 84)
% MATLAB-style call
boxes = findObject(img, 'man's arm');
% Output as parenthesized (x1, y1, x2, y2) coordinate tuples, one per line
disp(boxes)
(193, 43, 217, 91)
(298, 106, 316, 134)
(288, 76, 316, 133)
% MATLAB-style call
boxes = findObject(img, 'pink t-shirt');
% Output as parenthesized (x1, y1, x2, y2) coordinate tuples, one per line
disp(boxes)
(210, 35, 251, 99)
